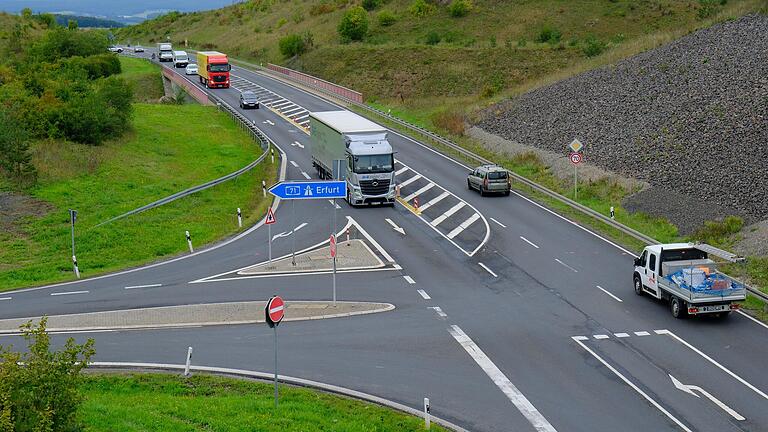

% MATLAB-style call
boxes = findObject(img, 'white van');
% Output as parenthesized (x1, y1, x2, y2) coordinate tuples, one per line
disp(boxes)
(172, 51, 189, 68)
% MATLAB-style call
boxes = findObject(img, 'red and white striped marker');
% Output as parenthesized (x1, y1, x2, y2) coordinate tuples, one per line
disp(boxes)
(413, 196, 420, 211)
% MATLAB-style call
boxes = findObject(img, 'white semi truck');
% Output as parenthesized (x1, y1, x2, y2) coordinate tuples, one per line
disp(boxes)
(309, 111, 396, 206)
(633, 243, 746, 318)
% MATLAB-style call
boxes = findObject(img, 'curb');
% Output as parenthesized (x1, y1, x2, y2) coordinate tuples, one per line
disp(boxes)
(87, 362, 470, 432)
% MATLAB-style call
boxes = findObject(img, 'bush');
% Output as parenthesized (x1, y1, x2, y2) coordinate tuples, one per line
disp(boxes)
(448, 0, 472, 17)
(310, 1, 336, 16)
(409, 0, 435, 17)
(0, 318, 95, 431)
(536, 26, 561, 44)
(279, 34, 306, 58)
(691, 216, 743, 247)
(583, 35, 607, 57)
(425, 31, 441, 45)
(362, 0, 382, 11)
(480, 72, 504, 98)
(378, 10, 397, 26)
(31, 27, 109, 62)
(698, 0, 727, 19)
(337, 6, 369, 42)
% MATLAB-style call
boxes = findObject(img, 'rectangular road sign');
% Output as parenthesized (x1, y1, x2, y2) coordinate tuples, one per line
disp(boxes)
(269, 181, 346, 200)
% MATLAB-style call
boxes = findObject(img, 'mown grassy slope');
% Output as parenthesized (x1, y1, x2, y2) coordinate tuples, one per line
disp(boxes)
(0, 58, 277, 290)
(80, 374, 446, 432)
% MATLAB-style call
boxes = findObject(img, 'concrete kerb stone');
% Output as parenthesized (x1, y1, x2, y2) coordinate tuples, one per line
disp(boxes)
(239, 239, 384, 275)
(86, 362, 469, 432)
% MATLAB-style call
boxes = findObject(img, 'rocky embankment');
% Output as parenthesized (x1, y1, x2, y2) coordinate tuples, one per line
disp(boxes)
(476, 14, 768, 234)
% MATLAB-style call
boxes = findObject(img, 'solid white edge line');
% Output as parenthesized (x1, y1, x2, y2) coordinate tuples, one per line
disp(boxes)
(478, 262, 498, 278)
(417, 289, 431, 300)
(661, 330, 768, 400)
(50, 290, 89, 296)
(403, 275, 415, 285)
(451, 325, 558, 432)
(490, 217, 507, 228)
(519, 236, 540, 249)
(596, 285, 623, 302)
(0, 297, 11, 301)
(124, 284, 162, 290)
(348, 215, 396, 263)
(571, 336, 693, 432)
(737, 310, 768, 330)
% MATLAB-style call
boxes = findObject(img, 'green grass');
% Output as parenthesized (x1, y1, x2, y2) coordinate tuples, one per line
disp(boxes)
(79, 374, 444, 432)
(119, 56, 165, 102)
(0, 101, 277, 290)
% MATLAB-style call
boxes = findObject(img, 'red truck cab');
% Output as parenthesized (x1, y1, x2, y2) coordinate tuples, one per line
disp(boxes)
(196, 51, 230, 89)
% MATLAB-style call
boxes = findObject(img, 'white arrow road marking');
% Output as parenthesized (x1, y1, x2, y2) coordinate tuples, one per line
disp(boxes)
(452, 325, 558, 432)
(385, 218, 406, 235)
(262, 120, 275, 125)
(294, 222, 308, 232)
(669, 374, 745, 421)
(272, 231, 290, 241)
(292, 141, 305, 149)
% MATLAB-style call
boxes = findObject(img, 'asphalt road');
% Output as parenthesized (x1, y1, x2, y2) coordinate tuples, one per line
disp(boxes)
(1, 49, 767, 432)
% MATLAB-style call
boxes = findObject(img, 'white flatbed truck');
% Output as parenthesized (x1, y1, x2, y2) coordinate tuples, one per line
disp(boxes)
(633, 243, 746, 318)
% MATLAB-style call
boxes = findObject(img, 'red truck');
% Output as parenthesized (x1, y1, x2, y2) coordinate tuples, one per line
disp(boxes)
(196, 51, 230, 89)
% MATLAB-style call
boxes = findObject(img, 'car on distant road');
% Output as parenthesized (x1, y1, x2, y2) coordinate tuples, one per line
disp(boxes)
(108, 46, 123, 53)
(133, 46, 144, 53)
(468, 164, 510, 196)
(185, 64, 198, 75)
(239, 90, 260, 109)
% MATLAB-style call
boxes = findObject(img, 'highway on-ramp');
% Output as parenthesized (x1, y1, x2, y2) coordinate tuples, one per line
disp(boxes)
(1, 50, 767, 432)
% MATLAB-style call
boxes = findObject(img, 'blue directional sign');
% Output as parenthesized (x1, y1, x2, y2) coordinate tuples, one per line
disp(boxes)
(269, 181, 347, 200)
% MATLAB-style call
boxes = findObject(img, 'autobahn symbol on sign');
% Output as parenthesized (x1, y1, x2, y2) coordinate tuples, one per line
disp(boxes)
(570, 152, 583, 165)
(266, 295, 284, 327)
(269, 181, 346, 200)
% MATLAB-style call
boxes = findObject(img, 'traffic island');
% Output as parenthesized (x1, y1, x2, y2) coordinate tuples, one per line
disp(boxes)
(239, 239, 384, 275)
(0, 300, 394, 334)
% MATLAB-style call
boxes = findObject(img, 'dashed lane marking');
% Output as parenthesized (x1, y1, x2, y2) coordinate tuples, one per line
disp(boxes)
(431, 202, 466, 227)
(0, 297, 11, 301)
(634, 331, 650, 336)
(301, 171, 311, 179)
(520, 236, 540, 249)
(125, 284, 162, 290)
(596, 285, 623, 302)
(478, 262, 498, 278)
(403, 275, 415, 284)
(554, 258, 578, 273)
(429, 306, 447, 318)
(593, 334, 610, 340)
(290, 160, 299, 167)
(417, 289, 431, 300)
(490, 217, 507, 228)
(447, 213, 481, 239)
(51, 290, 89, 296)
(614, 333, 630, 338)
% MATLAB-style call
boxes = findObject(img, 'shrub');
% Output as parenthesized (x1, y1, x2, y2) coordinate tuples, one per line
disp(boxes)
(480, 72, 504, 98)
(409, 0, 435, 17)
(448, 0, 472, 17)
(378, 10, 397, 26)
(691, 216, 743, 247)
(583, 35, 607, 57)
(279, 34, 306, 58)
(698, 0, 727, 19)
(362, 0, 382, 11)
(337, 6, 369, 42)
(276, 17, 288, 28)
(536, 26, 561, 44)
(425, 31, 441, 45)
(310, 1, 336, 16)
(432, 111, 465, 136)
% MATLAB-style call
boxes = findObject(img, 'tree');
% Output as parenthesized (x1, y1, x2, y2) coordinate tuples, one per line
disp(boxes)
(67, 19, 78, 30)
(337, 6, 369, 42)
(0, 110, 35, 179)
(278, 34, 306, 58)
(21, 8, 32, 20)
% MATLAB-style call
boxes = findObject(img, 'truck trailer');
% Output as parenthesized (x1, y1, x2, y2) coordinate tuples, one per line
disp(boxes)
(196, 51, 230, 89)
(633, 243, 746, 318)
(156, 43, 173, 62)
(309, 111, 396, 206)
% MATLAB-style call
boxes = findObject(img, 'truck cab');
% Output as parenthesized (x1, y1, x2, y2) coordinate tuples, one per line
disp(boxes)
(196, 51, 230, 89)
(345, 137, 395, 206)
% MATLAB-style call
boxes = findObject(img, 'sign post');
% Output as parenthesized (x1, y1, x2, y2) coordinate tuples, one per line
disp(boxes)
(265, 207, 276, 262)
(265, 295, 285, 408)
(68, 209, 79, 278)
(568, 139, 584, 200)
(330, 234, 337, 307)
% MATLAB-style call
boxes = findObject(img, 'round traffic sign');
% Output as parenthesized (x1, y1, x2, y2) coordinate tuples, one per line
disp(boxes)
(266, 296, 285, 325)
(569, 152, 583, 165)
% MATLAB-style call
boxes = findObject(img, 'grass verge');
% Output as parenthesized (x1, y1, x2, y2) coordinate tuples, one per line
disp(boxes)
(80, 373, 444, 432)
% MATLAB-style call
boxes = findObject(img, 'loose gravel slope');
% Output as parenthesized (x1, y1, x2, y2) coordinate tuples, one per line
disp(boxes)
(477, 14, 768, 233)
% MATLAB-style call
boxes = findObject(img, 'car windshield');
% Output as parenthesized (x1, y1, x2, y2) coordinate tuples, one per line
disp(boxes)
(210, 64, 230, 72)
(353, 154, 393, 174)
(488, 171, 507, 180)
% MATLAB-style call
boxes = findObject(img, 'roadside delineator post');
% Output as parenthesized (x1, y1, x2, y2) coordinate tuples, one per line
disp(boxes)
(424, 398, 431, 429)
(262, 180, 267, 198)
(72, 255, 80, 279)
(184, 346, 193, 377)
(346, 228, 350, 244)
(237, 208, 242, 228)
(185, 230, 193, 253)
(610, 206, 615, 220)
(271, 148, 275, 164)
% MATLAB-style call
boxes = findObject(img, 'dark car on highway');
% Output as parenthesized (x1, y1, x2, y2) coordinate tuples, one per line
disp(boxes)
(239, 91, 259, 109)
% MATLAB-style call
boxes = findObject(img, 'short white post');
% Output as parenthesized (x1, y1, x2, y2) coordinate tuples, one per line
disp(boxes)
(610, 206, 615, 220)
(271, 148, 275, 164)
(424, 397, 431, 429)
(262, 180, 267, 198)
(72, 255, 80, 279)
(237, 207, 242, 228)
(346, 228, 350, 244)
(184, 346, 193, 377)
(185, 230, 193, 253)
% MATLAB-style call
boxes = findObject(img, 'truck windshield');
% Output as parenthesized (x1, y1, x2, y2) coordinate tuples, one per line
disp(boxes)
(209, 64, 230, 72)
(353, 154, 393, 174)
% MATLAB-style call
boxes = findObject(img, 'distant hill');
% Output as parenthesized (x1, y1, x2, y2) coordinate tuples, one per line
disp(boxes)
(54, 14, 124, 28)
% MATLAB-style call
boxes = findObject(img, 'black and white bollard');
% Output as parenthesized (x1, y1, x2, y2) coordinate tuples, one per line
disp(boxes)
(184, 346, 193, 377)
(271, 148, 275, 164)
(185, 230, 193, 253)
(72, 255, 80, 279)
(424, 397, 431, 429)
(237, 208, 242, 228)
(610, 206, 615, 220)
(262, 180, 267, 198)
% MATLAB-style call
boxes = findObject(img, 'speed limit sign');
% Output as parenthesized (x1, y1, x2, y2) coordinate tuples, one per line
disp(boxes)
(569, 152, 583, 165)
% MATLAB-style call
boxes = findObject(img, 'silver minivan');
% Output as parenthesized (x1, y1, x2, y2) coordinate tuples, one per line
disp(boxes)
(468, 164, 510, 196)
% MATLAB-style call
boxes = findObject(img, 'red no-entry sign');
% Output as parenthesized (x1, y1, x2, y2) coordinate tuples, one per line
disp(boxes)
(266, 295, 284, 327)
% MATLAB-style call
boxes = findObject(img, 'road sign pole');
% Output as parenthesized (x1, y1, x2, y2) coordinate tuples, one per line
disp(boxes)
(268, 223, 272, 262)
(574, 164, 578, 200)
(291, 200, 296, 266)
(273, 324, 278, 408)
(333, 242, 337, 307)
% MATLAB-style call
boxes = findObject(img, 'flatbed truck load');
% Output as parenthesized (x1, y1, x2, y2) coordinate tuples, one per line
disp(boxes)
(633, 243, 746, 318)
(309, 111, 396, 206)
(196, 51, 230, 89)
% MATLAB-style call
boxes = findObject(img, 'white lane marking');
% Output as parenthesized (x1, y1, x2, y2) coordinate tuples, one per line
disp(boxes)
(301, 171, 311, 179)
(593, 334, 610, 340)
(429, 306, 447, 318)
(124, 284, 162, 290)
(385, 218, 406, 235)
(262, 120, 275, 126)
(51, 290, 89, 296)
(272, 231, 290, 241)
(634, 331, 650, 336)
(398, 174, 422, 188)
(294, 114, 309, 121)
(417, 289, 431, 300)
(737, 310, 768, 330)
(447, 213, 480, 239)
(282, 107, 304, 115)
(596, 285, 623, 302)
(520, 236, 540, 249)
(571, 336, 693, 432)
(294, 222, 308, 232)
(293, 141, 305, 149)
(0, 297, 11, 301)
(403, 275, 415, 284)
(328, 199, 341, 209)
(403, 183, 435, 202)
(272, 101, 292, 108)
(290, 160, 299, 167)
(554, 258, 578, 273)
(346, 216, 396, 263)
(658, 329, 768, 401)
(452, 325, 558, 432)
(614, 333, 630, 338)
(431, 202, 466, 227)
(419, 191, 449, 211)
(490, 217, 507, 228)
(395, 166, 410, 175)
(669, 374, 745, 421)
(478, 262, 498, 278)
